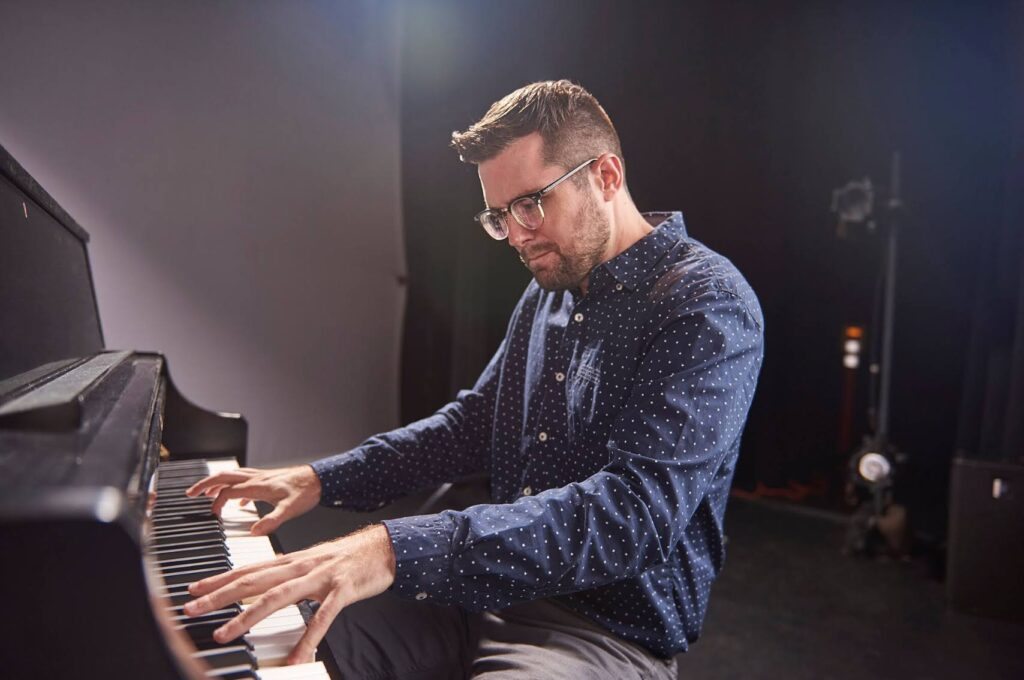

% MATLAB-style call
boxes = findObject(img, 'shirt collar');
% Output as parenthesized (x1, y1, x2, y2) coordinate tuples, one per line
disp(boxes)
(598, 211, 688, 292)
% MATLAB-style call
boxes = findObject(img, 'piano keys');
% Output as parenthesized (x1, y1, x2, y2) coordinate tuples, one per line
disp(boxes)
(153, 459, 328, 677)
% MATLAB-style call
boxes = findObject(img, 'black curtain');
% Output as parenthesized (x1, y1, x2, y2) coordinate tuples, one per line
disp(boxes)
(956, 3, 1024, 464)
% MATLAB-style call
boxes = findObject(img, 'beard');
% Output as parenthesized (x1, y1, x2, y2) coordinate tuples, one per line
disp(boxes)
(519, 190, 611, 291)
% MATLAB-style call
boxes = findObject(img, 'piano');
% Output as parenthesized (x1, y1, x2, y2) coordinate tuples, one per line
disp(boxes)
(0, 143, 339, 679)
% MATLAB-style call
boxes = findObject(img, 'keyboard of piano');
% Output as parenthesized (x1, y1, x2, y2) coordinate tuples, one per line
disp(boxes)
(152, 458, 330, 680)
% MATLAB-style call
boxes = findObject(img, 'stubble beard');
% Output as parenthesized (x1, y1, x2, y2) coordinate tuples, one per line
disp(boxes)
(523, 191, 611, 292)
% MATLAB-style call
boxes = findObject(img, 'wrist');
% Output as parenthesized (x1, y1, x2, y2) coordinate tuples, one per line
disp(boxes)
(341, 523, 396, 591)
(375, 523, 397, 579)
(301, 464, 323, 504)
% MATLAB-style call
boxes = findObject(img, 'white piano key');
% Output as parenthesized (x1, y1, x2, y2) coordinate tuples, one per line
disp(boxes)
(258, 662, 329, 679)
(243, 604, 307, 666)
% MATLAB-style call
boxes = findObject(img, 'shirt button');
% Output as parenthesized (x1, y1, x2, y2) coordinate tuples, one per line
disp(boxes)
(538, 432, 548, 442)
(555, 372, 565, 382)
(415, 592, 428, 601)
(615, 283, 623, 291)
(573, 312, 584, 323)
(523, 486, 533, 496)
(332, 500, 344, 506)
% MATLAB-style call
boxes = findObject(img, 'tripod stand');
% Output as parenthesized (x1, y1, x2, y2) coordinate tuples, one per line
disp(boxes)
(832, 152, 909, 557)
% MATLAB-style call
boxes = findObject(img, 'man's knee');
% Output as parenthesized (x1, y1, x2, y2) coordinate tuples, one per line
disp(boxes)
(321, 592, 472, 680)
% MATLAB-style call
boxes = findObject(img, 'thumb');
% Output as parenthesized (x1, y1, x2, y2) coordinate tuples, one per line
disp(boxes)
(251, 500, 293, 536)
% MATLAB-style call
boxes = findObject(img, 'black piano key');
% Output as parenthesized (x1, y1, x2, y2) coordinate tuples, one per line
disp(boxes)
(153, 497, 211, 507)
(160, 558, 232, 576)
(184, 622, 247, 650)
(152, 544, 229, 562)
(177, 612, 237, 629)
(166, 591, 198, 608)
(152, 506, 215, 520)
(163, 565, 230, 587)
(153, 511, 218, 526)
(169, 603, 241, 619)
(154, 532, 225, 550)
(194, 646, 257, 670)
(153, 523, 224, 539)
(153, 522, 222, 536)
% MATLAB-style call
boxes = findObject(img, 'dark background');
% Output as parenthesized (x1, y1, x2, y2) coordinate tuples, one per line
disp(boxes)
(397, 0, 1021, 536)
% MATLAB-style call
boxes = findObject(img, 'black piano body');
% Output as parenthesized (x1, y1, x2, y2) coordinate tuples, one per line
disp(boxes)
(0, 143, 331, 678)
(0, 350, 247, 678)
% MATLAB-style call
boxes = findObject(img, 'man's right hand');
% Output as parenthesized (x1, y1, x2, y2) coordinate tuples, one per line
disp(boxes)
(185, 465, 322, 536)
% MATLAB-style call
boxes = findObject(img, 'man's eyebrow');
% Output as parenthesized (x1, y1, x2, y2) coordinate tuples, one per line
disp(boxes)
(490, 184, 544, 210)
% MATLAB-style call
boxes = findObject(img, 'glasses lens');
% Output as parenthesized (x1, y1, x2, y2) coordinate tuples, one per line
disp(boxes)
(511, 197, 544, 229)
(478, 211, 508, 240)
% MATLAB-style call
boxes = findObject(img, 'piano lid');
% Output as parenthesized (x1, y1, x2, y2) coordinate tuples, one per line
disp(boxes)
(0, 142, 104, 383)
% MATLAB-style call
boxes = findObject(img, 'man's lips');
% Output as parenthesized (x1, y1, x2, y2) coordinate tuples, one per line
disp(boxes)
(521, 248, 555, 265)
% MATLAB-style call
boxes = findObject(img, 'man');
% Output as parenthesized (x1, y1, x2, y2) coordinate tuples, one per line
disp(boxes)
(183, 80, 764, 679)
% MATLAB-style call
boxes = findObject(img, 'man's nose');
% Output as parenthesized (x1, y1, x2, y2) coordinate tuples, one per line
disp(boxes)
(506, 217, 534, 249)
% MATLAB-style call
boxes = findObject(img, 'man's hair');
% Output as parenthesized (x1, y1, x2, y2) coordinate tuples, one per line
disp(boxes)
(450, 80, 623, 178)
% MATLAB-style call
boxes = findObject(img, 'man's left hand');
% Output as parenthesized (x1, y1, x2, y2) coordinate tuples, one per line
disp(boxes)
(183, 524, 397, 665)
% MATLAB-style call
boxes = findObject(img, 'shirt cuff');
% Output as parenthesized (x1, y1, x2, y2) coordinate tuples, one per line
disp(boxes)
(381, 513, 455, 604)
(310, 456, 349, 507)
(310, 453, 390, 510)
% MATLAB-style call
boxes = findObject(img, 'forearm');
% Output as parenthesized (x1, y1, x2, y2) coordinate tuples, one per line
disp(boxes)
(380, 453, 725, 610)
(311, 392, 494, 510)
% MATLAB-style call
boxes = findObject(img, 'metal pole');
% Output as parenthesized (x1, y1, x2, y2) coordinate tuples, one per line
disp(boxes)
(876, 152, 901, 448)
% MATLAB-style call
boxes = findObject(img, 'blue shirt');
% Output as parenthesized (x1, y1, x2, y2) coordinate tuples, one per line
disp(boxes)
(311, 212, 764, 658)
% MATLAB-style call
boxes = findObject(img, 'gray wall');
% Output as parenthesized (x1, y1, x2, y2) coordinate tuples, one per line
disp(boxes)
(0, 1, 405, 465)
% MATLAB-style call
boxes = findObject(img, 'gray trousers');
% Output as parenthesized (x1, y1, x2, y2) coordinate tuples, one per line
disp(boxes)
(312, 476, 679, 679)
(321, 590, 679, 680)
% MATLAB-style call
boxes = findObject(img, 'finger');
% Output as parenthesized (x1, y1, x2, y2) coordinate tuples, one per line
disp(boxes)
(287, 589, 345, 665)
(212, 578, 308, 644)
(185, 561, 299, 615)
(211, 484, 259, 517)
(186, 470, 253, 497)
(202, 484, 229, 498)
(239, 498, 251, 507)
(187, 551, 284, 600)
(250, 500, 293, 536)
(187, 551, 286, 601)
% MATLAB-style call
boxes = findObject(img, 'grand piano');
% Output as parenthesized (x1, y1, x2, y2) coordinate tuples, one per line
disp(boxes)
(0, 143, 338, 679)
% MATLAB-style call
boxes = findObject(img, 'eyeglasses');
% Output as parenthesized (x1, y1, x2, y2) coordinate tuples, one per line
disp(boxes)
(474, 157, 598, 240)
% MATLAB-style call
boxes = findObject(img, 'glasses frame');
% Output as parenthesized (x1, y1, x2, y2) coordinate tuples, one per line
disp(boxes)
(474, 157, 599, 240)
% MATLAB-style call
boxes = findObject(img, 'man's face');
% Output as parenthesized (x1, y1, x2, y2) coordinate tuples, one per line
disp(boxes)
(478, 133, 610, 291)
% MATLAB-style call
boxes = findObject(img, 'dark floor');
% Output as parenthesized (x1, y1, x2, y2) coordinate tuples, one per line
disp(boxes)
(277, 488, 1024, 680)
(684, 499, 1024, 679)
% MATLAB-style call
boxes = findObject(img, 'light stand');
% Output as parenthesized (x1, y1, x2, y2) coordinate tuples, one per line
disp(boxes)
(832, 152, 909, 557)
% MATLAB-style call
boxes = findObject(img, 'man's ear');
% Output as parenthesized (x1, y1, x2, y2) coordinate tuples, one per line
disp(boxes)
(595, 153, 624, 202)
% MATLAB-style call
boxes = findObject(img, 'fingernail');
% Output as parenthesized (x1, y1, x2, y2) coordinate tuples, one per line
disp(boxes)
(183, 602, 196, 615)
(213, 627, 227, 642)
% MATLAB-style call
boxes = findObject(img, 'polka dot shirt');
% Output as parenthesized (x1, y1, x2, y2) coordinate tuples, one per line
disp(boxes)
(311, 212, 764, 658)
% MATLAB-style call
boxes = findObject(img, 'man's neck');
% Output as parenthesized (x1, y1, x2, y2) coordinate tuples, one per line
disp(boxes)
(608, 204, 656, 259)
(579, 202, 654, 295)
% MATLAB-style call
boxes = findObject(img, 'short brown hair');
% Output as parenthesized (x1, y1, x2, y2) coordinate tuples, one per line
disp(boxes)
(451, 80, 622, 174)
